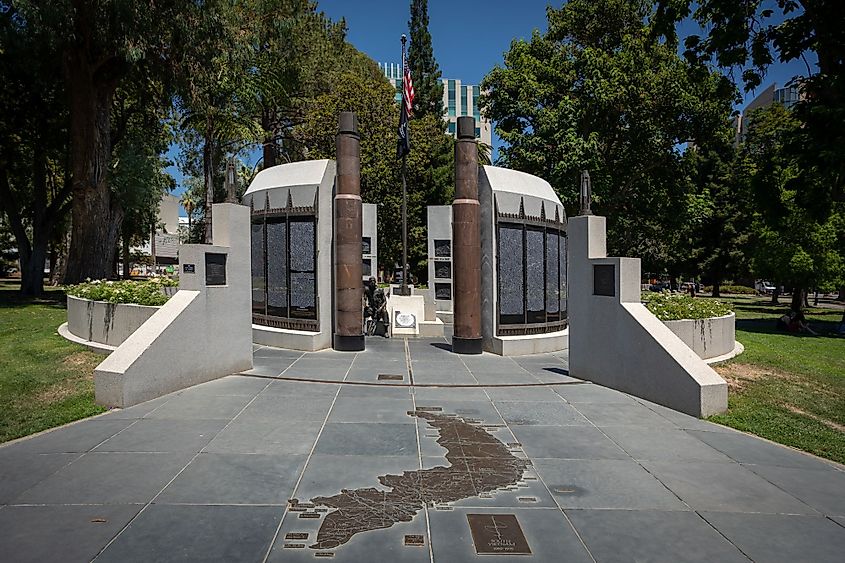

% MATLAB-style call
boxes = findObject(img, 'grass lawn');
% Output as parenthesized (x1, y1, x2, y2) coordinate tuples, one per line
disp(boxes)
(707, 294, 845, 464)
(0, 280, 106, 444)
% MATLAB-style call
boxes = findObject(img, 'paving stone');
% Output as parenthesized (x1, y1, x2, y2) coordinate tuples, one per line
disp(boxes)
(573, 402, 677, 427)
(411, 386, 490, 401)
(533, 458, 688, 510)
(336, 384, 414, 400)
(0, 504, 142, 563)
(14, 452, 193, 504)
(236, 395, 334, 423)
(554, 383, 638, 404)
(510, 425, 629, 460)
(686, 429, 839, 470)
(145, 394, 254, 420)
(634, 399, 737, 433)
(243, 364, 288, 377)
(97, 504, 282, 563)
(643, 460, 818, 514)
(601, 426, 733, 462)
(182, 376, 271, 396)
(98, 396, 172, 420)
(496, 401, 590, 426)
(567, 509, 748, 563)
(203, 419, 321, 456)
(0, 419, 135, 454)
(702, 512, 845, 563)
(314, 423, 419, 456)
(428, 507, 593, 562)
(92, 419, 227, 453)
(157, 453, 307, 505)
(486, 386, 567, 402)
(0, 452, 78, 503)
(260, 380, 340, 397)
(292, 453, 420, 502)
(328, 397, 416, 424)
(414, 399, 506, 425)
(745, 464, 845, 516)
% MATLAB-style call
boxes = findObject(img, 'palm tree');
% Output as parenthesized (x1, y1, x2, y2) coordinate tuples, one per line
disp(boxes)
(180, 188, 200, 243)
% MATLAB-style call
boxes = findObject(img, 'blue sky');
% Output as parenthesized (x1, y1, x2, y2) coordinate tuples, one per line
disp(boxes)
(167, 1, 816, 201)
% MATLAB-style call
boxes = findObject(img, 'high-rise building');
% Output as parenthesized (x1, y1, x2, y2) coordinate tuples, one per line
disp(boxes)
(734, 83, 803, 144)
(379, 63, 493, 148)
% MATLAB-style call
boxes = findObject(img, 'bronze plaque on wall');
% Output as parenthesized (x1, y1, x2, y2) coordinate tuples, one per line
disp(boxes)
(205, 253, 227, 286)
(467, 513, 531, 555)
(593, 264, 615, 297)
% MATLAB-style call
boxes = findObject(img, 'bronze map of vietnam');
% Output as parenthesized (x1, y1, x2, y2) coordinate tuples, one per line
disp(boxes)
(308, 409, 528, 550)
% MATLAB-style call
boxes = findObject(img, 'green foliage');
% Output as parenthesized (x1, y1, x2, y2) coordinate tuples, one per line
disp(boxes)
(407, 0, 444, 120)
(480, 0, 736, 273)
(702, 284, 756, 295)
(65, 278, 178, 306)
(644, 291, 732, 320)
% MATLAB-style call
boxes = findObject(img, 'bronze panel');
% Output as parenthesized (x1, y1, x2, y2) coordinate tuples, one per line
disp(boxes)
(467, 513, 532, 555)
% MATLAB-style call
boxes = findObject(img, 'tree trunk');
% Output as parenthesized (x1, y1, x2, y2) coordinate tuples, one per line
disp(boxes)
(63, 50, 121, 283)
(771, 286, 780, 304)
(19, 243, 47, 296)
(121, 235, 131, 279)
(262, 107, 276, 169)
(790, 287, 803, 312)
(711, 269, 721, 298)
(203, 118, 214, 244)
(837, 286, 844, 301)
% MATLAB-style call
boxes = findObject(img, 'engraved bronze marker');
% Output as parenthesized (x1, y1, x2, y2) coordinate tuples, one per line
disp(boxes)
(333, 112, 365, 351)
(451, 116, 483, 354)
(404, 534, 425, 547)
(467, 513, 532, 555)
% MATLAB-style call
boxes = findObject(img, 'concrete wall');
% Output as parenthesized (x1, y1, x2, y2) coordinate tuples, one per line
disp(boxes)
(363, 203, 378, 280)
(94, 204, 253, 407)
(66, 295, 158, 347)
(664, 313, 736, 360)
(427, 205, 453, 315)
(568, 215, 727, 418)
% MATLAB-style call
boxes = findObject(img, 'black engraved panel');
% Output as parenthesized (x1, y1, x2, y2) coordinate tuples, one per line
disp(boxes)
(525, 228, 545, 323)
(362, 258, 372, 277)
(594, 264, 615, 296)
(497, 224, 524, 324)
(434, 239, 451, 258)
(362, 237, 371, 255)
(467, 514, 531, 555)
(434, 261, 452, 280)
(266, 219, 288, 317)
(559, 235, 567, 304)
(290, 219, 315, 271)
(251, 221, 266, 315)
(290, 272, 316, 318)
(545, 230, 560, 320)
(434, 282, 452, 301)
(205, 252, 227, 286)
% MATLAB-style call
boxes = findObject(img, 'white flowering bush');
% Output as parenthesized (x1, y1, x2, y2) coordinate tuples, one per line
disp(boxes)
(644, 291, 732, 321)
(65, 278, 178, 306)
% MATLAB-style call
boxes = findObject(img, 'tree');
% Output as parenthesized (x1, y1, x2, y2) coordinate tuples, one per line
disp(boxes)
(407, 0, 444, 120)
(743, 103, 844, 311)
(480, 0, 736, 273)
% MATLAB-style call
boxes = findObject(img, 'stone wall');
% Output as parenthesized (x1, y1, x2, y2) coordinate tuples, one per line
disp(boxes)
(66, 295, 158, 348)
(663, 313, 736, 360)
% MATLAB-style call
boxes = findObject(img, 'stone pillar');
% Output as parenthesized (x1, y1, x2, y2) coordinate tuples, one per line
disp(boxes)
(452, 117, 483, 354)
(333, 112, 365, 351)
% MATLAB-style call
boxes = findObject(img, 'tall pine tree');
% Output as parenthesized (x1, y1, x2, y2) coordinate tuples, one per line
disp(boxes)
(407, 0, 443, 119)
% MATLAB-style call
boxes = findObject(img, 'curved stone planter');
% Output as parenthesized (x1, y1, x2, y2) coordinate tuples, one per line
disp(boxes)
(65, 295, 159, 348)
(663, 312, 736, 361)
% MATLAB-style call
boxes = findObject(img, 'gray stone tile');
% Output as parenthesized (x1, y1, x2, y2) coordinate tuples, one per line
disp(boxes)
(486, 386, 565, 402)
(344, 366, 407, 383)
(702, 512, 845, 563)
(253, 347, 304, 361)
(554, 383, 638, 404)
(496, 401, 589, 426)
(181, 376, 270, 397)
(745, 464, 845, 516)
(261, 380, 340, 397)
(534, 458, 688, 510)
(204, 419, 321, 455)
(643, 460, 818, 514)
(236, 395, 334, 423)
(97, 504, 282, 563)
(242, 364, 287, 377)
(567, 509, 748, 563)
(573, 402, 677, 427)
(0, 452, 79, 503)
(686, 429, 839, 470)
(15, 452, 192, 504)
(510, 425, 629, 460)
(292, 454, 420, 502)
(279, 367, 349, 381)
(328, 397, 416, 424)
(157, 453, 307, 505)
(601, 426, 733, 462)
(428, 507, 593, 562)
(93, 419, 227, 453)
(0, 504, 142, 563)
(336, 384, 414, 401)
(415, 400, 505, 425)
(0, 419, 135, 454)
(315, 423, 418, 456)
(634, 399, 741, 432)
(411, 372, 477, 385)
(832, 516, 845, 528)
(411, 387, 490, 401)
(99, 396, 172, 419)
(145, 394, 253, 420)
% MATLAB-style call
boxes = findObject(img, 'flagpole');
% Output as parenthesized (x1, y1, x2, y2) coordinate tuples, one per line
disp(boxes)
(400, 34, 410, 296)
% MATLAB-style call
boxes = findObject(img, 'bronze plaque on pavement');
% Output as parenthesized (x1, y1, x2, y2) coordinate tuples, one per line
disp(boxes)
(467, 513, 531, 555)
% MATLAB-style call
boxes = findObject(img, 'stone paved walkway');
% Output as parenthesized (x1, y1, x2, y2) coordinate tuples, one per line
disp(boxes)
(1, 337, 844, 562)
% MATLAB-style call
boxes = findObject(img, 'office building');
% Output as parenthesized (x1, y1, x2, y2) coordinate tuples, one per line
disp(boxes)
(734, 82, 803, 144)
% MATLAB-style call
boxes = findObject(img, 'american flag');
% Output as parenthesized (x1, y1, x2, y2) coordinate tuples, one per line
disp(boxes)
(403, 57, 415, 117)
(397, 50, 413, 158)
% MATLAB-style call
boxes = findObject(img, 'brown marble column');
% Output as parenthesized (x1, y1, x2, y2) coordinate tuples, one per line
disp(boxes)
(333, 112, 365, 351)
(452, 117, 483, 354)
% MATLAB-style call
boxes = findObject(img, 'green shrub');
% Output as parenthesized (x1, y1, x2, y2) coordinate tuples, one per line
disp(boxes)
(644, 291, 733, 321)
(65, 278, 178, 306)
(702, 284, 756, 295)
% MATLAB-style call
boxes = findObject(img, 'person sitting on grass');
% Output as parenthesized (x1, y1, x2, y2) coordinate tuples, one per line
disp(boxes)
(787, 310, 818, 336)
